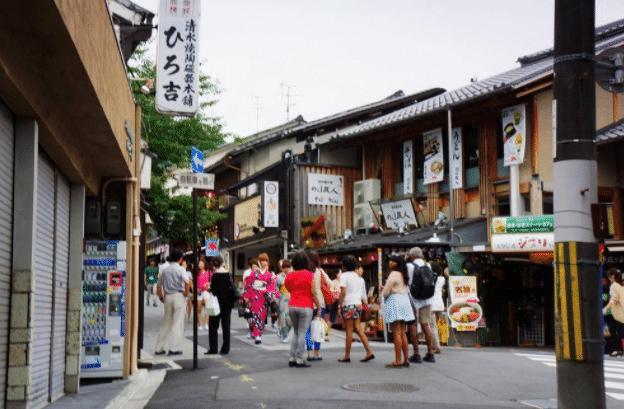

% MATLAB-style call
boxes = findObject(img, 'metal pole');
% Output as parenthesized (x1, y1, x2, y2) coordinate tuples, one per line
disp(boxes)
(192, 189, 198, 370)
(377, 247, 387, 343)
(510, 165, 521, 216)
(447, 109, 455, 243)
(553, 1, 604, 407)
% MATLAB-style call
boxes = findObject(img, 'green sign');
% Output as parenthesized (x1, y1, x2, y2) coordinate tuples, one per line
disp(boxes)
(491, 215, 554, 234)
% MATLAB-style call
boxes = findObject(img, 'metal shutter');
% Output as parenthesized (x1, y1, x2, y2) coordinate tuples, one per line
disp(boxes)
(50, 174, 69, 401)
(31, 154, 55, 408)
(0, 102, 13, 409)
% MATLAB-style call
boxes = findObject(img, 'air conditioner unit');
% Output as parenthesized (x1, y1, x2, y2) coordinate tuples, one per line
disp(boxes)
(353, 179, 381, 204)
(353, 203, 376, 233)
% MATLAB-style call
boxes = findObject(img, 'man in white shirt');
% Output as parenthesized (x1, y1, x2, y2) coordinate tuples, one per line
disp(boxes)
(406, 247, 436, 363)
(154, 249, 190, 356)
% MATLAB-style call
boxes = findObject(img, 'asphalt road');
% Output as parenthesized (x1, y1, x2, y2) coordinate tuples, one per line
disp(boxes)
(142, 302, 622, 409)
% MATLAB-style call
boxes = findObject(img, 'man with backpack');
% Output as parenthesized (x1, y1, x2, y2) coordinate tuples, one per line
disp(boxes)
(406, 247, 436, 363)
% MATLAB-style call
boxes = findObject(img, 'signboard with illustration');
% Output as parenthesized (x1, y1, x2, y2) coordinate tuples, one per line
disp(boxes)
(450, 127, 463, 189)
(448, 276, 481, 331)
(380, 199, 418, 230)
(307, 173, 344, 206)
(300, 215, 328, 248)
(423, 128, 444, 185)
(501, 104, 527, 166)
(491, 215, 554, 253)
(262, 181, 279, 228)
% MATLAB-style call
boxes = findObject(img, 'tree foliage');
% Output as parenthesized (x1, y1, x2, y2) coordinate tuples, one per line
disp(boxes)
(129, 47, 227, 246)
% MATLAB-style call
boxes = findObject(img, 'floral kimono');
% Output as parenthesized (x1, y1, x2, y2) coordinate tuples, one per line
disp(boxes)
(243, 269, 279, 338)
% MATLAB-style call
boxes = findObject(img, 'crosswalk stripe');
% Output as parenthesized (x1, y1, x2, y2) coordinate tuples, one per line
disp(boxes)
(528, 357, 555, 362)
(605, 381, 624, 390)
(606, 392, 624, 400)
(605, 373, 624, 380)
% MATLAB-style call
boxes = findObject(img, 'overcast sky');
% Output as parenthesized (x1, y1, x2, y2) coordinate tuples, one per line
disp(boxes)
(133, 0, 624, 138)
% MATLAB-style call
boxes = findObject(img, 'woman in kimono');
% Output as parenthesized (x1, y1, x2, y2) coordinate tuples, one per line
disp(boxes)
(243, 253, 279, 344)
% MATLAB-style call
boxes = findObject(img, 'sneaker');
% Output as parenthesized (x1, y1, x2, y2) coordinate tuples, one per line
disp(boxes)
(154, 350, 166, 356)
(423, 353, 436, 363)
(289, 361, 296, 367)
(408, 354, 422, 363)
(168, 350, 183, 356)
(246, 332, 252, 339)
(294, 362, 311, 368)
(281, 338, 290, 344)
(254, 337, 262, 345)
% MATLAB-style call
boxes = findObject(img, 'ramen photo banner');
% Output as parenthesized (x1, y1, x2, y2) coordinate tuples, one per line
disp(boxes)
(423, 128, 444, 185)
(501, 104, 527, 167)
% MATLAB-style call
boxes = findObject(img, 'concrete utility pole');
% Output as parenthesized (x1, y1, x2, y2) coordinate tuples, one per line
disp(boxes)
(553, 1, 605, 408)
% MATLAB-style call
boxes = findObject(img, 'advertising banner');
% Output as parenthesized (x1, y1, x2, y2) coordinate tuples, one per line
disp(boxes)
(450, 127, 463, 189)
(423, 128, 444, 185)
(491, 232, 555, 253)
(448, 276, 480, 331)
(205, 238, 219, 257)
(156, 0, 201, 116)
(501, 104, 527, 166)
(380, 199, 418, 230)
(403, 140, 413, 195)
(491, 215, 554, 234)
(262, 181, 279, 228)
(307, 173, 344, 206)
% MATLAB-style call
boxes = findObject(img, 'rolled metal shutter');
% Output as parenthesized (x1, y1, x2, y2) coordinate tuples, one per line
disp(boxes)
(0, 102, 14, 408)
(31, 154, 55, 408)
(50, 174, 69, 401)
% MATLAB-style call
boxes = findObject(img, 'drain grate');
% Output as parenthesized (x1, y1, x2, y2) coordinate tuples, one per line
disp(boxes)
(341, 383, 419, 393)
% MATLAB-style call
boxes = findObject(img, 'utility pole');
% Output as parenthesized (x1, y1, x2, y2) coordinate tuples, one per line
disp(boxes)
(192, 188, 198, 370)
(553, 1, 605, 408)
(251, 95, 263, 132)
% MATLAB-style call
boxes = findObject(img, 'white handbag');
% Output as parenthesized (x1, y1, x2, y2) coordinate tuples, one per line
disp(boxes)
(206, 293, 221, 317)
(311, 317, 325, 343)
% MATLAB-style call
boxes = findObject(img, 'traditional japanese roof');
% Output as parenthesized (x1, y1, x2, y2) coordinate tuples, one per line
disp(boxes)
(227, 88, 444, 157)
(332, 18, 624, 142)
(596, 118, 624, 145)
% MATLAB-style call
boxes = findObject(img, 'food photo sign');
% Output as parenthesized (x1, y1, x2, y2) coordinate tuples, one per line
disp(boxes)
(448, 276, 481, 331)
(423, 128, 445, 185)
(501, 104, 527, 166)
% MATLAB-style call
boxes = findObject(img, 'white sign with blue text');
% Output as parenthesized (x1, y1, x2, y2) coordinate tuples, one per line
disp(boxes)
(307, 173, 344, 206)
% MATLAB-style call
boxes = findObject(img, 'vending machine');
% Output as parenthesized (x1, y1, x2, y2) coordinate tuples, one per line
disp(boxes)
(80, 240, 126, 378)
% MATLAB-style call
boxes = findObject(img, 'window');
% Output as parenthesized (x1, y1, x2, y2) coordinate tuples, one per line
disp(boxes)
(463, 125, 480, 188)
(543, 193, 553, 215)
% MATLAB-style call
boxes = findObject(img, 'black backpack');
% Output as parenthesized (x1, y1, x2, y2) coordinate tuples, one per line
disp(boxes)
(409, 262, 437, 300)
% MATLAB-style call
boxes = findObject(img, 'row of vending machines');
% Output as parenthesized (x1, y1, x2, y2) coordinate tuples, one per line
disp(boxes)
(80, 240, 126, 378)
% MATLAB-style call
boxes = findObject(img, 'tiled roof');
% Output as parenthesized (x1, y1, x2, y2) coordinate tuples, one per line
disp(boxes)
(596, 118, 624, 145)
(228, 88, 444, 157)
(333, 18, 624, 141)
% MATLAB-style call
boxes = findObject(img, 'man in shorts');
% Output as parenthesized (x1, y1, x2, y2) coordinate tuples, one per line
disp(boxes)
(144, 258, 159, 307)
(406, 247, 436, 363)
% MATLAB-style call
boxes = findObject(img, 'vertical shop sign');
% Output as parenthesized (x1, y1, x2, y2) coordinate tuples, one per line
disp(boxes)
(156, 0, 200, 116)
(450, 127, 463, 189)
(423, 128, 444, 185)
(403, 140, 413, 195)
(501, 104, 527, 166)
(448, 276, 481, 331)
(262, 181, 279, 228)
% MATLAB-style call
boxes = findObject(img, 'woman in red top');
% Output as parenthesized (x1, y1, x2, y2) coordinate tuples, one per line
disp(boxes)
(285, 252, 322, 368)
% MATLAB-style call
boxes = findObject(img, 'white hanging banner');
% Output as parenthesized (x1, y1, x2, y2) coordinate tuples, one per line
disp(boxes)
(403, 140, 413, 195)
(156, 0, 200, 116)
(262, 181, 279, 228)
(501, 104, 527, 166)
(450, 127, 463, 189)
(423, 128, 444, 185)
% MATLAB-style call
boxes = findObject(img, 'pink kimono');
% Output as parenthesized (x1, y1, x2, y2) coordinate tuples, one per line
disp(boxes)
(243, 269, 279, 338)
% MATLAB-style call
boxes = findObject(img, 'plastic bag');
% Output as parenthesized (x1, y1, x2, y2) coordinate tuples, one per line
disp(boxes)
(311, 317, 324, 343)
(206, 293, 221, 317)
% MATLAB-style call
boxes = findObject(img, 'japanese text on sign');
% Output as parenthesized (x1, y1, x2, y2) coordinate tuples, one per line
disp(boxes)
(156, 0, 200, 116)
(176, 172, 215, 190)
(380, 199, 418, 230)
(307, 173, 344, 206)
(450, 127, 463, 189)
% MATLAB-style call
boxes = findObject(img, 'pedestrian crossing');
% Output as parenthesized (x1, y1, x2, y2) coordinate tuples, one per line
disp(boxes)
(514, 352, 624, 401)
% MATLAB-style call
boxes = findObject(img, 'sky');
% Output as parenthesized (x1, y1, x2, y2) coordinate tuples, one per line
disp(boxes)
(133, 0, 624, 139)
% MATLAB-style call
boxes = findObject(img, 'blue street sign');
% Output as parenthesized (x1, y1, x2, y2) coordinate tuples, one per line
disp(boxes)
(190, 146, 204, 173)
(205, 238, 219, 257)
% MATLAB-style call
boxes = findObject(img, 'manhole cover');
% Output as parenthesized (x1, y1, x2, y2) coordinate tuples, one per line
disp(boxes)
(341, 383, 419, 393)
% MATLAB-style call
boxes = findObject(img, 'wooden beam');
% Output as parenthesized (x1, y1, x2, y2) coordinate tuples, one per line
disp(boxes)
(532, 96, 539, 175)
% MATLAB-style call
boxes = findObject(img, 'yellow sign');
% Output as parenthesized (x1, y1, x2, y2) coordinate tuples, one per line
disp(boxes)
(234, 196, 261, 240)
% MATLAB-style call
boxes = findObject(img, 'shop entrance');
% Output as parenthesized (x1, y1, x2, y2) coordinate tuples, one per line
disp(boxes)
(480, 259, 554, 347)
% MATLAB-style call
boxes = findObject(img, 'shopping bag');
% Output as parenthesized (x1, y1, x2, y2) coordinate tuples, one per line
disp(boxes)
(206, 293, 221, 317)
(311, 318, 324, 343)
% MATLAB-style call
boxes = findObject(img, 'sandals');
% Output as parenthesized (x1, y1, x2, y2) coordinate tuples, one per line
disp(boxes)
(360, 354, 375, 362)
(338, 357, 351, 363)
(385, 362, 404, 368)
